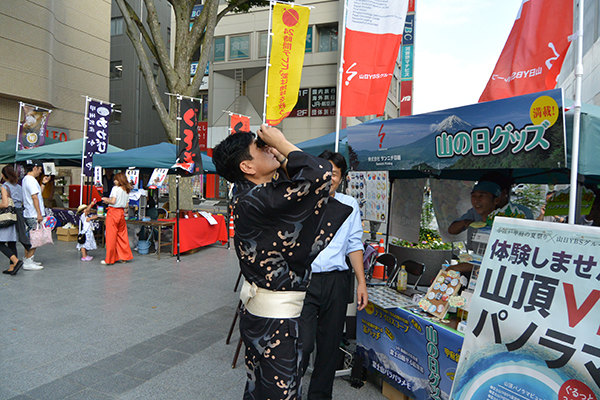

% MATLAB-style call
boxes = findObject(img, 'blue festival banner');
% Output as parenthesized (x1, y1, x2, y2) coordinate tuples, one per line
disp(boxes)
(451, 217, 600, 400)
(357, 287, 464, 400)
(345, 89, 566, 171)
(83, 100, 112, 176)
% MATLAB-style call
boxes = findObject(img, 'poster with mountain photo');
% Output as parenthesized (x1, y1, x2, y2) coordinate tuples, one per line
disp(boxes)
(345, 89, 565, 172)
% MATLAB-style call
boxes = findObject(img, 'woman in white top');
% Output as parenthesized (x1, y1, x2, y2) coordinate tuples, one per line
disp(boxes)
(100, 172, 133, 265)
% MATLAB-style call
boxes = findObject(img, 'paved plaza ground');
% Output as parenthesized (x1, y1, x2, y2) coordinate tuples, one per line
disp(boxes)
(0, 236, 385, 399)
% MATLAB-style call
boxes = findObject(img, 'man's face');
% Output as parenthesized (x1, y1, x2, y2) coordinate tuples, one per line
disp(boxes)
(247, 140, 280, 178)
(31, 166, 42, 177)
(471, 190, 498, 217)
(329, 161, 342, 196)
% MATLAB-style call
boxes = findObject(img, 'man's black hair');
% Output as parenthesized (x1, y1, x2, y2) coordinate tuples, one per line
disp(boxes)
(318, 150, 347, 176)
(213, 131, 254, 182)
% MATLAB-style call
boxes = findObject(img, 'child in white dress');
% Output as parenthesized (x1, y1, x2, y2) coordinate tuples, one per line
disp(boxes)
(76, 199, 99, 261)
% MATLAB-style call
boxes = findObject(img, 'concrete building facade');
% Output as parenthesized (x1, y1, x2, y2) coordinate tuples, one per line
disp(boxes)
(207, 0, 402, 148)
(0, 0, 111, 143)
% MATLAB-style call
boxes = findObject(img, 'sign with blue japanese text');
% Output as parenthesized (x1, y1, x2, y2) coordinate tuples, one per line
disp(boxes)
(83, 100, 112, 176)
(451, 217, 600, 400)
(357, 286, 464, 400)
(345, 89, 566, 171)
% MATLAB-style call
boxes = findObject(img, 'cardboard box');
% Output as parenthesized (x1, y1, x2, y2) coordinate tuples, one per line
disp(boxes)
(382, 382, 412, 400)
(57, 227, 79, 242)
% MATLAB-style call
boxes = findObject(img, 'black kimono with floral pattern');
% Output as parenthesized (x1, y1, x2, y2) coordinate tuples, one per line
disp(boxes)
(232, 150, 352, 400)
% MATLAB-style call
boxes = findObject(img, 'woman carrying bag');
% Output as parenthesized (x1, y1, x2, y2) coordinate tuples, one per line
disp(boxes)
(0, 180, 23, 275)
(1, 165, 37, 267)
(100, 172, 133, 265)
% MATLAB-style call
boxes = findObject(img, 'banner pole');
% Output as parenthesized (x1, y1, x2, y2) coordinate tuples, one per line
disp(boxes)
(80, 97, 91, 206)
(176, 95, 181, 262)
(15, 102, 23, 154)
(334, 0, 348, 153)
(262, 1, 276, 125)
(568, 0, 584, 224)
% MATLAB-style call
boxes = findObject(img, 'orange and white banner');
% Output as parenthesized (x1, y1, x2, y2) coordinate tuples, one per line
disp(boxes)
(341, 0, 408, 117)
(230, 114, 250, 134)
(266, 2, 310, 126)
(479, 0, 573, 102)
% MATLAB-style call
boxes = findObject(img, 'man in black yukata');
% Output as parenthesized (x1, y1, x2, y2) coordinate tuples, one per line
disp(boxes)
(213, 125, 352, 400)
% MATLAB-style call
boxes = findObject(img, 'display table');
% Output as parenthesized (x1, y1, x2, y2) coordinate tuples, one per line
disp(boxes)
(357, 286, 464, 400)
(170, 214, 228, 255)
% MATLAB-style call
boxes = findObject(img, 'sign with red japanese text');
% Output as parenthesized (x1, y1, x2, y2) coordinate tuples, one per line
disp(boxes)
(83, 100, 112, 176)
(17, 103, 51, 150)
(176, 99, 202, 176)
(451, 217, 600, 400)
(266, 2, 310, 126)
(198, 121, 207, 150)
(230, 114, 250, 134)
(148, 168, 168, 189)
(341, 0, 408, 117)
(345, 89, 566, 172)
(125, 169, 139, 190)
(479, 0, 573, 103)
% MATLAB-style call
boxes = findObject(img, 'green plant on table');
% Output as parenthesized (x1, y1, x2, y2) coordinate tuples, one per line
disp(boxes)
(390, 227, 453, 250)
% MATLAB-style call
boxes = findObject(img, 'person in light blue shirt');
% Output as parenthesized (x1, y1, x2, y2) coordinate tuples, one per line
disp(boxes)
(300, 150, 368, 400)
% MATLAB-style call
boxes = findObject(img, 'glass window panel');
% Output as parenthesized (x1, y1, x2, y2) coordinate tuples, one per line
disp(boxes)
(111, 17, 123, 36)
(318, 25, 338, 52)
(214, 37, 226, 62)
(229, 35, 250, 60)
(305, 26, 313, 53)
(259, 32, 269, 58)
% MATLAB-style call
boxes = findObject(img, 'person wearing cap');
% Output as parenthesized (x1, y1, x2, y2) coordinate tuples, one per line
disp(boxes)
(448, 181, 502, 236)
(478, 171, 534, 219)
(22, 160, 51, 270)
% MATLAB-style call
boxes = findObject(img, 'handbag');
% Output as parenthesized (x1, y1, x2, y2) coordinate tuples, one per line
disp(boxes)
(30, 223, 54, 248)
(0, 197, 17, 229)
(77, 219, 86, 244)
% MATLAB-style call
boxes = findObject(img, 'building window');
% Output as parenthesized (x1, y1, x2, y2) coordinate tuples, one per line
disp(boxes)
(214, 37, 225, 62)
(110, 61, 122, 79)
(111, 17, 123, 36)
(259, 32, 269, 58)
(110, 104, 122, 124)
(318, 25, 338, 52)
(230, 34, 250, 60)
(153, 63, 160, 85)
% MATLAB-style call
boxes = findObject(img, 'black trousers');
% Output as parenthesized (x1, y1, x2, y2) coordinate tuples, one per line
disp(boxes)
(0, 241, 17, 260)
(300, 270, 351, 400)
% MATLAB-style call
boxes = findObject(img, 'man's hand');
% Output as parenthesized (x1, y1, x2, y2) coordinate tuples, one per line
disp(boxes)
(356, 282, 368, 311)
(257, 124, 299, 157)
(36, 214, 43, 223)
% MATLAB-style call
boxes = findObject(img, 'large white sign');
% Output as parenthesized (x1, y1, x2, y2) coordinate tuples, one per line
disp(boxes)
(452, 217, 600, 400)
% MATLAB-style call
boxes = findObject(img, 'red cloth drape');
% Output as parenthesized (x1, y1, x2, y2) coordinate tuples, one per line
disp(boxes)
(170, 214, 228, 255)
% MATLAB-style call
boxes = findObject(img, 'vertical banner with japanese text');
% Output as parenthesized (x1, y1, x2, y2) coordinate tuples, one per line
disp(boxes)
(479, 0, 573, 103)
(341, 0, 408, 117)
(266, 2, 310, 126)
(399, 0, 415, 116)
(451, 217, 600, 400)
(17, 103, 51, 150)
(177, 99, 202, 176)
(83, 100, 112, 176)
(198, 121, 207, 151)
(230, 114, 251, 134)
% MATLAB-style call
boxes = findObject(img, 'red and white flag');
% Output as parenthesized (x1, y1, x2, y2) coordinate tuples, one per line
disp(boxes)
(479, 0, 573, 102)
(340, 0, 409, 117)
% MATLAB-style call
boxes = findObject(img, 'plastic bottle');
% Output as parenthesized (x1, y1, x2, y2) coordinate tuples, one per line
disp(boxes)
(397, 265, 408, 291)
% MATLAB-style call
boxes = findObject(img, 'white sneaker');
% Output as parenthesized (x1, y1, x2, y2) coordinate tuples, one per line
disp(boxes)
(29, 256, 42, 266)
(23, 258, 43, 270)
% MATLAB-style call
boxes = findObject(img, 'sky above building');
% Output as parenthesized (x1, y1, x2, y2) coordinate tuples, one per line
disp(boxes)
(412, 0, 524, 115)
